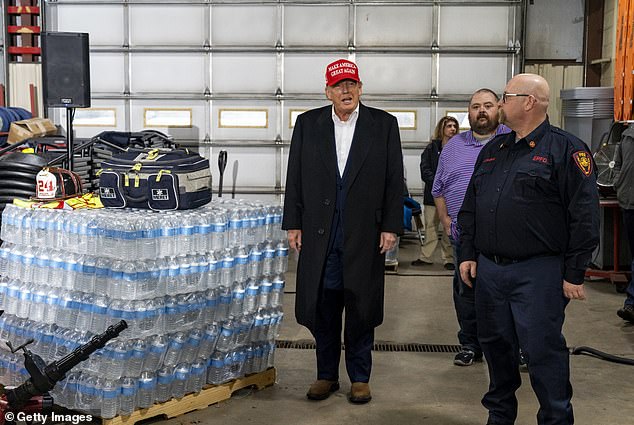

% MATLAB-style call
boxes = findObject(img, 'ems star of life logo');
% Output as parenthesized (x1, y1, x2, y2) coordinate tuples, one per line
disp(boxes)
(152, 189, 170, 201)
(100, 187, 116, 199)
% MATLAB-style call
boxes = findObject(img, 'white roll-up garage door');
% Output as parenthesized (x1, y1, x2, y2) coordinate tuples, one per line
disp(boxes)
(44, 0, 524, 201)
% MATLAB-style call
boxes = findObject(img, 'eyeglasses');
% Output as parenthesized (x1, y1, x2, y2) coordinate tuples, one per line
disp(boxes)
(502, 92, 531, 103)
(331, 80, 359, 93)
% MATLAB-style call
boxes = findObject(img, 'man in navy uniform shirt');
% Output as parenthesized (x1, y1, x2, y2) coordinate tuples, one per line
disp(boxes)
(458, 73, 599, 425)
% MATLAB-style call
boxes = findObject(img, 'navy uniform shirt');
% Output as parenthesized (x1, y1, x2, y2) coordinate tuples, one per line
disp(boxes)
(458, 118, 600, 284)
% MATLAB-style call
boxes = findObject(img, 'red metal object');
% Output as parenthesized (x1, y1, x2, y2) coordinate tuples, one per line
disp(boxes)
(29, 83, 37, 117)
(586, 198, 623, 279)
(7, 5, 40, 14)
(7, 25, 40, 34)
(7, 46, 41, 55)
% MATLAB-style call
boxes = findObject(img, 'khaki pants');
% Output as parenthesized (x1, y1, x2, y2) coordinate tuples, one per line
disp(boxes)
(418, 204, 453, 264)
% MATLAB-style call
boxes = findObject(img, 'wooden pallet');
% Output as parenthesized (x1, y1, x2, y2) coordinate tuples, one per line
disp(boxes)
(95, 368, 276, 425)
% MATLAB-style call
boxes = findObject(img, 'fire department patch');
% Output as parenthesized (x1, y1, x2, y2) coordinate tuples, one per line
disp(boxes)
(572, 151, 592, 176)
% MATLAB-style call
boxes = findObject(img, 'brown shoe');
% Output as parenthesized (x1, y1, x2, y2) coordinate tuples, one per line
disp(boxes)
(306, 380, 339, 400)
(348, 382, 372, 404)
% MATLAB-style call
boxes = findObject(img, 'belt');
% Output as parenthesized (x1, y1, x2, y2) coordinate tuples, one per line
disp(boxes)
(482, 253, 520, 266)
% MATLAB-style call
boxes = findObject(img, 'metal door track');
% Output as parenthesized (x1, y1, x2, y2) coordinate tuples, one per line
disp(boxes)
(275, 340, 461, 353)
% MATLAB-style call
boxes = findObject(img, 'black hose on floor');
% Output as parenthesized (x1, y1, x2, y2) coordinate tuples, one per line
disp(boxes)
(571, 346, 634, 365)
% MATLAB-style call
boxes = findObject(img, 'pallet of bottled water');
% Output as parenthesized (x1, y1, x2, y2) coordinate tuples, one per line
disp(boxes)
(0, 199, 288, 419)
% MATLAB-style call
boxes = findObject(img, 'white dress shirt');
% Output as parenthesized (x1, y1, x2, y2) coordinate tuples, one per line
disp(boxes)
(331, 105, 360, 176)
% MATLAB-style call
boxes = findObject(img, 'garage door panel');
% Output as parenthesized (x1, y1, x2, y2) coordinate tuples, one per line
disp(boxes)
(212, 100, 277, 141)
(356, 5, 433, 46)
(367, 102, 432, 143)
(57, 5, 124, 46)
(404, 150, 424, 192)
(285, 54, 343, 94)
(91, 54, 125, 93)
(212, 6, 277, 46)
(73, 99, 126, 139)
(440, 6, 509, 46)
(131, 54, 206, 92)
(283, 101, 329, 141)
(284, 5, 348, 46)
(212, 54, 276, 93)
(355, 55, 432, 95)
(210, 147, 277, 188)
(438, 56, 508, 95)
(130, 5, 206, 46)
(130, 99, 206, 141)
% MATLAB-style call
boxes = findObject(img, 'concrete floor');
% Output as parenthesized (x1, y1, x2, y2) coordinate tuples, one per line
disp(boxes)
(161, 237, 634, 425)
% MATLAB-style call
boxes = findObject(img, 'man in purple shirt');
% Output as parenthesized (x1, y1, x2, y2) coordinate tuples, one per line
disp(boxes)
(432, 88, 510, 366)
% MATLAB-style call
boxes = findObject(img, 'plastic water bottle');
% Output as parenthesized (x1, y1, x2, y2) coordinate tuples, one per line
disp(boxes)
(127, 339, 147, 377)
(155, 366, 174, 403)
(49, 250, 65, 288)
(119, 377, 137, 416)
(206, 251, 220, 289)
(94, 257, 112, 297)
(120, 261, 138, 300)
(258, 276, 273, 309)
(171, 363, 190, 399)
(137, 371, 156, 409)
(178, 214, 195, 255)
(165, 256, 180, 295)
(104, 341, 129, 380)
(211, 211, 227, 251)
(101, 379, 120, 419)
(77, 254, 96, 293)
(43, 287, 59, 326)
(260, 309, 272, 342)
(236, 315, 253, 346)
(262, 241, 275, 276)
(144, 334, 168, 372)
(76, 374, 97, 412)
(198, 323, 220, 359)
(108, 260, 125, 300)
(20, 245, 35, 284)
(271, 274, 285, 308)
(215, 285, 231, 322)
(274, 240, 289, 274)
(247, 244, 263, 279)
(90, 295, 109, 335)
(234, 246, 249, 283)
(229, 281, 245, 318)
(216, 320, 235, 352)
(187, 358, 206, 394)
(164, 332, 186, 366)
(140, 219, 160, 259)
(16, 282, 32, 319)
(181, 329, 202, 364)
(228, 209, 243, 248)
(220, 249, 235, 287)
(207, 351, 225, 385)
(243, 278, 260, 315)
(75, 293, 94, 331)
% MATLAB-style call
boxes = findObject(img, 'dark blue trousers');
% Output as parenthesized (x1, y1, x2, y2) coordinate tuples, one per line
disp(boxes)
(476, 254, 573, 425)
(312, 246, 374, 383)
(452, 240, 480, 354)
(622, 209, 634, 306)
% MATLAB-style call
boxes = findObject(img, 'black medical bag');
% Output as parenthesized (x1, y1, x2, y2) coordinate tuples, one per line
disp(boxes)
(98, 148, 212, 210)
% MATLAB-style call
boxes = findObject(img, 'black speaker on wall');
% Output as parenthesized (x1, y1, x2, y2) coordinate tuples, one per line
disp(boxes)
(42, 32, 91, 108)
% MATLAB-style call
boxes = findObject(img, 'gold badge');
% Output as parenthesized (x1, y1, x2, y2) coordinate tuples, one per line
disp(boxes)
(572, 151, 592, 176)
(529, 140, 536, 148)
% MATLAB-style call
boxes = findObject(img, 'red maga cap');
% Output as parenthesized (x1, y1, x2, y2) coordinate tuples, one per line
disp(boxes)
(325, 59, 360, 87)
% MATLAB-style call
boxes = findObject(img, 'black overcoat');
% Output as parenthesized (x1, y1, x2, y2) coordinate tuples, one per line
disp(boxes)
(282, 103, 404, 333)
